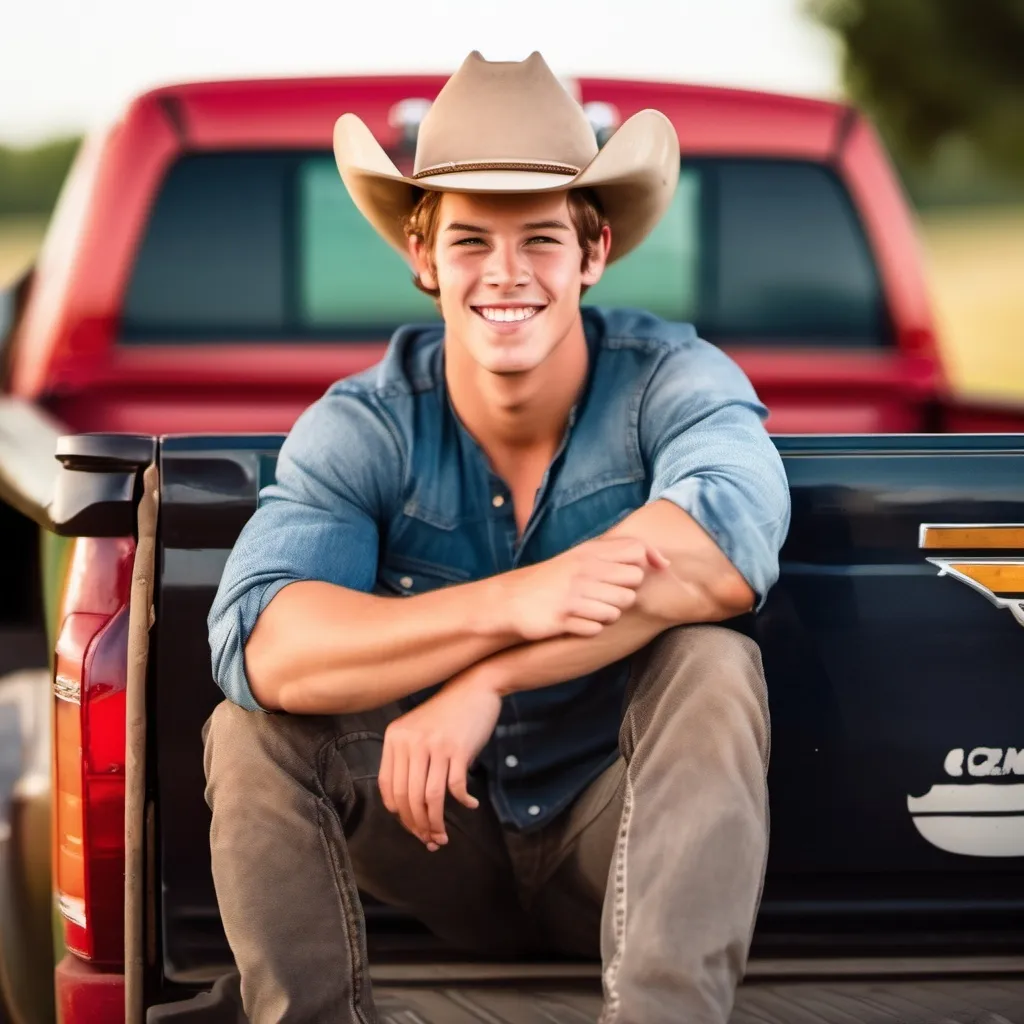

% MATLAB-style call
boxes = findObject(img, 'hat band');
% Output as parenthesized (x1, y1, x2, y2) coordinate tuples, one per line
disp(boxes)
(414, 159, 581, 179)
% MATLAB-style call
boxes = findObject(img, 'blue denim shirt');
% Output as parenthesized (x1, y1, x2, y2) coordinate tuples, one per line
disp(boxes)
(208, 307, 790, 831)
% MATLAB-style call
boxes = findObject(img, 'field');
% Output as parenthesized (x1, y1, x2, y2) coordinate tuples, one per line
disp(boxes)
(2, 209, 1023, 402)
(917, 206, 1024, 400)
(0, 216, 47, 288)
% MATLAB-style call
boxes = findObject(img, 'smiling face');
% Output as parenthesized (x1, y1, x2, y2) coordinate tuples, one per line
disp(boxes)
(408, 191, 611, 378)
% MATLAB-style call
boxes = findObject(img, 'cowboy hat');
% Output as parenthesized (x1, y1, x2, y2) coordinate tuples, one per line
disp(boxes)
(333, 51, 680, 264)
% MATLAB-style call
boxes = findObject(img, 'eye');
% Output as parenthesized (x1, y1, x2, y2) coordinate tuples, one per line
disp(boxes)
(526, 236, 560, 245)
(453, 237, 486, 247)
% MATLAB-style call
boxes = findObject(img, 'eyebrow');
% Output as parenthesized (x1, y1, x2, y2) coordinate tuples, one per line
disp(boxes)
(443, 219, 572, 233)
(445, 222, 490, 233)
(523, 220, 571, 231)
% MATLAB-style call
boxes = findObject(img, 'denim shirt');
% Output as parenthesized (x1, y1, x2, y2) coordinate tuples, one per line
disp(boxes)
(208, 307, 791, 831)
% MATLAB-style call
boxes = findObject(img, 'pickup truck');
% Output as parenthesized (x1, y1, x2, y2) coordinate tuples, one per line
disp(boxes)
(2, 72, 1024, 1023)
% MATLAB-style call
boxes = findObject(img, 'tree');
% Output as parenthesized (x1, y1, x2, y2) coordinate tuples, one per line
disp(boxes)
(0, 137, 81, 217)
(806, 0, 1024, 180)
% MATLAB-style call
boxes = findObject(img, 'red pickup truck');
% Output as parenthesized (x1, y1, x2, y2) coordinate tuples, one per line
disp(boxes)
(2, 73, 1024, 1023)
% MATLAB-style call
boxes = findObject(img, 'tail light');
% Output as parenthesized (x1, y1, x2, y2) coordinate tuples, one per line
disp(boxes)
(52, 535, 135, 965)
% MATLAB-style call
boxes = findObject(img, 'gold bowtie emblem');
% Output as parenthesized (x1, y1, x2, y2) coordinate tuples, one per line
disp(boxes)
(920, 525, 1024, 628)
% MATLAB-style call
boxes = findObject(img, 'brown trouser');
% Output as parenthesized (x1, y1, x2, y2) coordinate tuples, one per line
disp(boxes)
(203, 624, 770, 1024)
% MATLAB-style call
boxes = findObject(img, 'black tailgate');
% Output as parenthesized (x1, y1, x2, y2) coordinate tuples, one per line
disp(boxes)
(151, 433, 1024, 1001)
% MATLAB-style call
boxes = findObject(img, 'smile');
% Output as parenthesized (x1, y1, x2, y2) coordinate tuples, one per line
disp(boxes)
(473, 306, 544, 324)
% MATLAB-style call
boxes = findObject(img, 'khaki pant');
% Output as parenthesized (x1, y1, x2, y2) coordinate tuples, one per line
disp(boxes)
(203, 624, 770, 1024)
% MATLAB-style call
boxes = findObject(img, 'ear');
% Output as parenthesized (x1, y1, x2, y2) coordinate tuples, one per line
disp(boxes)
(407, 234, 438, 291)
(581, 224, 612, 287)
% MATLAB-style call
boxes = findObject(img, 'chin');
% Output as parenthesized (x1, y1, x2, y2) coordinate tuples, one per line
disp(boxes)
(479, 352, 541, 376)
(468, 337, 543, 375)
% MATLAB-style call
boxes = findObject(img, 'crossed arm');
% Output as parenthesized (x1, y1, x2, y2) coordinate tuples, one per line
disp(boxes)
(246, 499, 752, 713)
(245, 498, 754, 848)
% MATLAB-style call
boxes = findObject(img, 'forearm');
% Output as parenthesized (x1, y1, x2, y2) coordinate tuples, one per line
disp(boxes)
(468, 572, 717, 697)
(467, 500, 755, 697)
(246, 578, 519, 714)
(606, 499, 755, 617)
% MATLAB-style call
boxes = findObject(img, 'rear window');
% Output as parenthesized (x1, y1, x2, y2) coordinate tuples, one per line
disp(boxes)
(120, 152, 889, 347)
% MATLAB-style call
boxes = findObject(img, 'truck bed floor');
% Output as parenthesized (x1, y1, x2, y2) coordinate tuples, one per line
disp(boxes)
(373, 977, 1024, 1023)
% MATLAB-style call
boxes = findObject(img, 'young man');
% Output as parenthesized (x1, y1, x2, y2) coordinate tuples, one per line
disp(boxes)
(205, 51, 790, 1024)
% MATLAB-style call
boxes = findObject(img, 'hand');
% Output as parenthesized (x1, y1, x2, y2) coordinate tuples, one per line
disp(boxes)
(378, 672, 501, 850)
(502, 536, 669, 641)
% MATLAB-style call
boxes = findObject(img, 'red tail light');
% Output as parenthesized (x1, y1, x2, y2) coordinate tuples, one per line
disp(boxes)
(53, 535, 135, 965)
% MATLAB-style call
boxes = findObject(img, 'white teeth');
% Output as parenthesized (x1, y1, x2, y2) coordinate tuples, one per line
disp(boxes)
(478, 307, 539, 323)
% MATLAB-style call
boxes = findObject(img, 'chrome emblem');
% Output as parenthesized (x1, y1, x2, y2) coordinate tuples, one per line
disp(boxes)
(920, 524, 1024, 628)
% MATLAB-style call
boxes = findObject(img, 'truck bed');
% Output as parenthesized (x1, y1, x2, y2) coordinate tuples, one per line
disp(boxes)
(154, 963, 1024, 1022)
(376, 978, 1024, 1023)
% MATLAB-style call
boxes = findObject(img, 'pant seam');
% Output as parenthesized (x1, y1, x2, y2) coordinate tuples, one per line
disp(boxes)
(600, 770, 633, 1024)
(314, 747, 373, 1024)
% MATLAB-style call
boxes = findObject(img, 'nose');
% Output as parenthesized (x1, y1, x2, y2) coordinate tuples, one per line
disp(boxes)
(482, 239, 530, 290)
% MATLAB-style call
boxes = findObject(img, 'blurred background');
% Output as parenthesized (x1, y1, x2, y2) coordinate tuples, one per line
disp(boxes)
(2, 0, 1022, 398)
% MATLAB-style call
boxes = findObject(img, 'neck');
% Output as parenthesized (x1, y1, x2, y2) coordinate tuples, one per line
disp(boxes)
(445, 314, 589, 458)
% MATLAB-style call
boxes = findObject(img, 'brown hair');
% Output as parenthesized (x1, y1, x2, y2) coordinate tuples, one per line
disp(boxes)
(402, 188, 609, 300)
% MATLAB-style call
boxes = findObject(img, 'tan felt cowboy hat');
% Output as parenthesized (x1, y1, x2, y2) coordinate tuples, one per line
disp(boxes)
(333, 51, 680, 264)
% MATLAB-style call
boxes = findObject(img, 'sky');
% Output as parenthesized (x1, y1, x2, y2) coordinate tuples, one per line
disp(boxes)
(0, 0, 841, 145)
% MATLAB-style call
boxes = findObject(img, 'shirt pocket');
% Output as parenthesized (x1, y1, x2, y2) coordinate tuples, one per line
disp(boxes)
(376, 555, 471, 597)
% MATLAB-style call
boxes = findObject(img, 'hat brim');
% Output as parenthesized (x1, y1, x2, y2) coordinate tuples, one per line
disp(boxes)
(333, 108, 680, 265)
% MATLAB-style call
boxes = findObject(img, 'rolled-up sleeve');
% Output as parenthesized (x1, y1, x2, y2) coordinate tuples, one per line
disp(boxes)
(641, 340, 790, 608)
(207, 387, 403, 710)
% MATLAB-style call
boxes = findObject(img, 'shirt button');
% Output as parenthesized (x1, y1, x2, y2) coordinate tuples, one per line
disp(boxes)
(492, 494, 505, 508)
(399, 576, 413, 589)
(528, 805, 541, 817)
(504, 755, 519, 768)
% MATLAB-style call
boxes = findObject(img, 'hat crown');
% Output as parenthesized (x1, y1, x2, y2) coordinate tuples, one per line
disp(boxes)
(413, 51, 599, 177)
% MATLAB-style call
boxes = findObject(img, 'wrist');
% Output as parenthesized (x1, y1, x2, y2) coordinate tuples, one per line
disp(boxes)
(471, 574, 522, 641)
(452, 655, 510, 699)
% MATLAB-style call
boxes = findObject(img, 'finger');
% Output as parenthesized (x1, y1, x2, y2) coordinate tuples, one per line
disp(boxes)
(596, 538, 649, 567)
(595, 562, 646, 589)
(563, 615, 605, 637)
(405, 746, 432, 841)
(390, 743, 419, 841)
(647, 546, 671, 569)
(570, 596, 626, 625)
(378, 735, 396, 814)
(424, 753, 450, 845)
(447, 757, 480, 810)
(583, 581, 640, 611)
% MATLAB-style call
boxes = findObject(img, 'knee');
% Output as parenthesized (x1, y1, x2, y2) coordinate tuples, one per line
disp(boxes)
(204, 699, 262, 766)
(202, 697, 250, 753)
(203, 701, 263, 799)
(203, 699, 327, 798)
(623, 625, 769, 756)
(642, 624, 764, 703)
